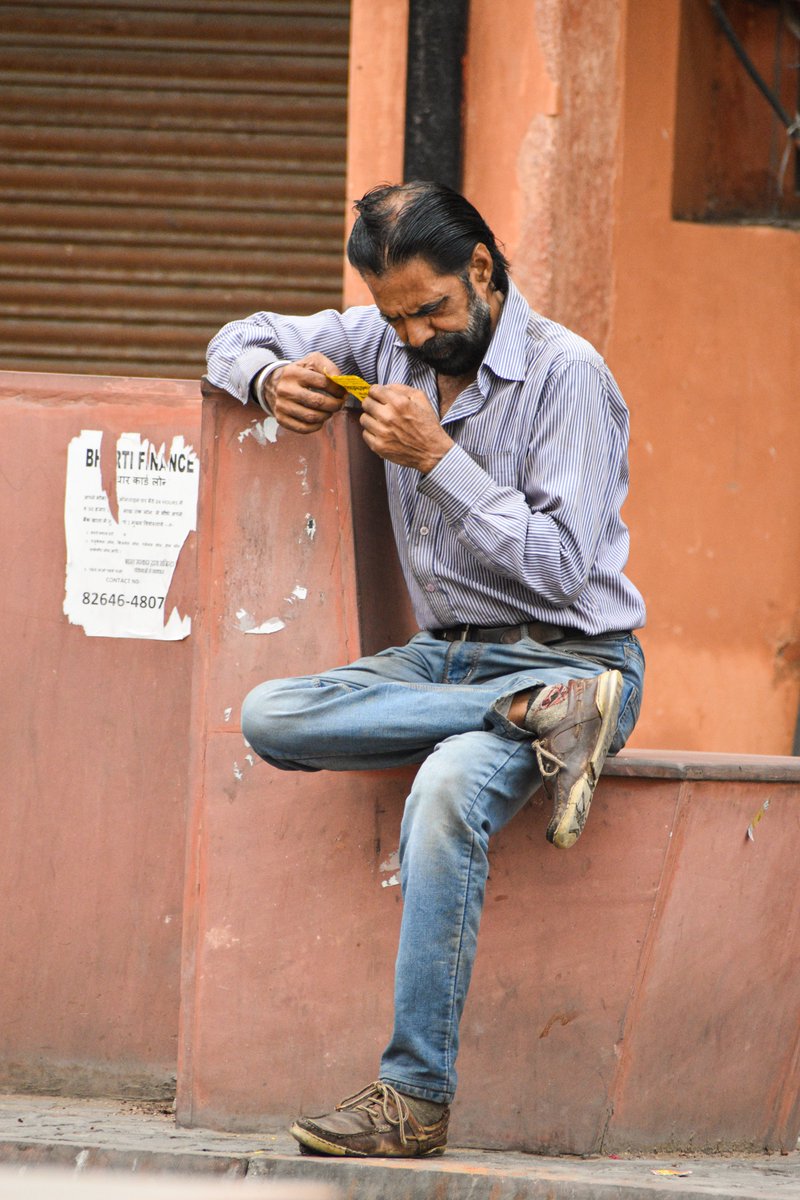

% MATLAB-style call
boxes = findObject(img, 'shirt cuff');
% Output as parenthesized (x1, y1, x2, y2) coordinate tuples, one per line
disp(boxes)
(225, 348, 285, 405)
(252, 360, 291, 413)
(417, 444, 494, 523)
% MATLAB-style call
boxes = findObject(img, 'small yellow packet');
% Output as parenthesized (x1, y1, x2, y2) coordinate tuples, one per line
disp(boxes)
(326, 373, 372, 403)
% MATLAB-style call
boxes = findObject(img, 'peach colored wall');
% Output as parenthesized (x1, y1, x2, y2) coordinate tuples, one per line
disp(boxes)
(463, 0, 623, 352)
(607, 4, 800, 753)
(343, 0, 409, 308)
(457, 1, 800, 753)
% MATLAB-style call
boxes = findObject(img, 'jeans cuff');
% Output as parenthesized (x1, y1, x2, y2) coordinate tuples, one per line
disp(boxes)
(486, 691, 537, 741)
(379, 1076, 454, 1106)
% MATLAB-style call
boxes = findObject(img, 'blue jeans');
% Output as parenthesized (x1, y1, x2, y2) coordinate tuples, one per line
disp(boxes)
(241, 630, 645, 1104)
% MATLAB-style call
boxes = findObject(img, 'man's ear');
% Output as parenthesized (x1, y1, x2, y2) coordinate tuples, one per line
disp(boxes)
(469, 243, 494, 288)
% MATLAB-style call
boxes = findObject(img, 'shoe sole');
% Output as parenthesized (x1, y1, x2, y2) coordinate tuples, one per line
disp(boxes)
(290, 1122, 446, 1158)
(548, 670, 623, 850)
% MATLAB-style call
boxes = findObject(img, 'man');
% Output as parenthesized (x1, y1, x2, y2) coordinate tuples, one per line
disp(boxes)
(206, 181, 646, 1159)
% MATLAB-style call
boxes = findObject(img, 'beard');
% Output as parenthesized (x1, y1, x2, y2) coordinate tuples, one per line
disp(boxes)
(405, 282, 493, 377)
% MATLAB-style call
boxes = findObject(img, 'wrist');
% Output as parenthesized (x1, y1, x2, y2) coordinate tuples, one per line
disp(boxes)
(251, 360, 290, 414)
(418, 440, 453, 476)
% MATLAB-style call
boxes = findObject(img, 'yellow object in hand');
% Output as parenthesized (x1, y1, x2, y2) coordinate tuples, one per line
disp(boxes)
(326, 373, 372, 403)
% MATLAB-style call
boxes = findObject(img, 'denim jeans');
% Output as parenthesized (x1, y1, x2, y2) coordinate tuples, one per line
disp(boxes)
(241, 630, 645, 1104)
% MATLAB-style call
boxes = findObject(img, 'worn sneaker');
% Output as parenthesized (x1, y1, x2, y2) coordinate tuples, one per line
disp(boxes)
(527, 670, 623, 849)
(289, 1081, 449, 1158)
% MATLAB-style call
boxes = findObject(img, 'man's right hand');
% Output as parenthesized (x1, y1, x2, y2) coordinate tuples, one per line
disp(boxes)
(263, 352, 347, 433)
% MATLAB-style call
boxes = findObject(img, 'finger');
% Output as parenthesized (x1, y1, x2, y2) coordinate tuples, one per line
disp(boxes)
(277, 398, 335, 427)
(293, 367, 345, 398)
(365, 384, 395, 405)
(299, 352, 342, 376)
(281, 380, 344, 413)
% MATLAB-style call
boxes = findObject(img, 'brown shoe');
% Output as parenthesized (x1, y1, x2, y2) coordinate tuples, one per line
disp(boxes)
(529, 670, 623, 849)
(289, 1081, 449, 1158)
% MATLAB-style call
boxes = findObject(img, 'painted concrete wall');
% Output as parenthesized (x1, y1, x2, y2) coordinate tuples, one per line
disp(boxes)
(0, 373, 200, 1098)
(178, 385, 800, 1153)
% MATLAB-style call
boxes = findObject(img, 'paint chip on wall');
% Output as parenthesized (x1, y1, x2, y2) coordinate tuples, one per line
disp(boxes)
(238, 417, 279, 446)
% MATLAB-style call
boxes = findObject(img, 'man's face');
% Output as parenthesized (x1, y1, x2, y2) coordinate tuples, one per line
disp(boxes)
(363, 256, 494, 377)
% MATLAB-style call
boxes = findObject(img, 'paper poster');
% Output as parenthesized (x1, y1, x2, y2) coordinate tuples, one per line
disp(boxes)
(63, 430, 199, 640)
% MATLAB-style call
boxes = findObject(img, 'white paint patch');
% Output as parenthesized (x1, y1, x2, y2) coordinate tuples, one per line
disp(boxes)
(63, 430, 198, 639)
(245, 754, 255, 768)
(305, 514, 316, 540)
(233, 762, 244, 781)
(287, 585, 308, 602)
(245, 617, 285, 635)
(380, 849, 400, 873)
(205, 925, 241, 950)
(75, 1150, 89, 1171)
(236, 608, 256, 630)
(237, 608, 285, 635)
(381, 874, 400, 889)
(296, 456, 311, 494)
(238, 416, 279, 446)
(223, 707, 233, 722)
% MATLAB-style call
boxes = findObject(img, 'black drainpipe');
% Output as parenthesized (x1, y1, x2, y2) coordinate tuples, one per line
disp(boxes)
(403, 0, 469, 189)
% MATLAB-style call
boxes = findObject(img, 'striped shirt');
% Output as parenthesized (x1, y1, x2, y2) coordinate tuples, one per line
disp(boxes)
(206, 280, 646, 636)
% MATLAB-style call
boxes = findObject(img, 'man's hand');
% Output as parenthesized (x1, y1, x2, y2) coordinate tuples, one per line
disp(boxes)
(264, 352, 347, 433)
(360, 384, 453, 473)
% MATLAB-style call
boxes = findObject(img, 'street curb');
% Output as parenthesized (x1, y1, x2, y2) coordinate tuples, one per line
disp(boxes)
(1, 1138, 798, 1200)
(250, 1151, 800, 1200)
(0, 1141, 248, 1176)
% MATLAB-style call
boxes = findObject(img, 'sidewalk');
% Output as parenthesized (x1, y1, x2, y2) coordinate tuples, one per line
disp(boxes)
(0, 1095, 797, 1200)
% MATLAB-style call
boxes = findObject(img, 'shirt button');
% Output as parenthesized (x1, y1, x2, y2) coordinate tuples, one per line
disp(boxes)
(419, 526, 429, 536)
(425, 582, 437, 592)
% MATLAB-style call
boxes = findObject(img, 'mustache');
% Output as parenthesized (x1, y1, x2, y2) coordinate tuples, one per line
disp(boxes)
(405, 299, 492, 375)
(407, 331, 471, 363)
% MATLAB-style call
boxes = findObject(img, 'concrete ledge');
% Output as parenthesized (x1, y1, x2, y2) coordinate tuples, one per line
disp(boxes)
(0, 1096, 797, 1200)
(606, 749, 800, 782)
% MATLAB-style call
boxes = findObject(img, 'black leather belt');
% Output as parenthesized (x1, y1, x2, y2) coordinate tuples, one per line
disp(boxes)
(432, 621, 566, 645)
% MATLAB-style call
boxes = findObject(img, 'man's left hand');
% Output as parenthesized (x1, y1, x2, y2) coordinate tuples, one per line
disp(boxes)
(360, 384, 453, 474)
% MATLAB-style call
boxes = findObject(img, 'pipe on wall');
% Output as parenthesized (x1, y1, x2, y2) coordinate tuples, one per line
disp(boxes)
(403, 0, 469, 187)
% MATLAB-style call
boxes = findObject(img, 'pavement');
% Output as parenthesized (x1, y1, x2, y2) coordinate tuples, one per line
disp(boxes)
(0, 1094, 797, 1200)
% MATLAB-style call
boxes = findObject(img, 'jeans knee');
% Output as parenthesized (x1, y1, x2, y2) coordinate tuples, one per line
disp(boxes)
(241, 678, 303, 764)
(401, 754, 489, 860)
(241, 681, 273, 757)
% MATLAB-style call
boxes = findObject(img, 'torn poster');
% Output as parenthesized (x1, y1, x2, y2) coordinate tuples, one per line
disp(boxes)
(63, 430, 199, 639)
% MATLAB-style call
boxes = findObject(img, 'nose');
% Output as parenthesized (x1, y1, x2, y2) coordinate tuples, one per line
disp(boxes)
(404, 316, 433, 348)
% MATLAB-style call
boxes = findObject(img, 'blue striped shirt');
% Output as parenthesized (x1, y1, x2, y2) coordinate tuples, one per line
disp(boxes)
(206, 280, 646, 636)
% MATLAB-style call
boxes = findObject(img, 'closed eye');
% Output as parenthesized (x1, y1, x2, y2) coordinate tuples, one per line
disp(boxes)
(380, 296, 449, 323)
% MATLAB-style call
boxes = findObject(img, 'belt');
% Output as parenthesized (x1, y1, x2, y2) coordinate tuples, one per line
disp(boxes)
(432, 620, 566, 645)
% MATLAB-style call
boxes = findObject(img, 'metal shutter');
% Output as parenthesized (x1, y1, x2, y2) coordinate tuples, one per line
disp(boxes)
(0, 0, 349, 378)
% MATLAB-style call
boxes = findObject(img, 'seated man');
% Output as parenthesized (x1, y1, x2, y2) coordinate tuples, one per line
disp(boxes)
(206, 181, 645, 1159)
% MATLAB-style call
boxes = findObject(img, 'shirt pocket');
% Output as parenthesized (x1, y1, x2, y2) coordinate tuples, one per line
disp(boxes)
(469, 451, 520, 490)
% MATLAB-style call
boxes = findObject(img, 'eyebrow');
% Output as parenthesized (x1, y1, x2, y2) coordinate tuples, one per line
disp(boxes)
(380, 295, 449, 322)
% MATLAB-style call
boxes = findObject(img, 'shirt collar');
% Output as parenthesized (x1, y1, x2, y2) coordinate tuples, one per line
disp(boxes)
(478, 279, 530, 387)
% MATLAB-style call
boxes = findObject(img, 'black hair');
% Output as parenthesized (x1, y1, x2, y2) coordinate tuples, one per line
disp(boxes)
(346, 181, 510, 292)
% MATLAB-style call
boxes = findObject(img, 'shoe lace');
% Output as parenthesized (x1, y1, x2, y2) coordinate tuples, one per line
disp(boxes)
(531, 739, 567, 778)
(336, 1081, 413, 1147)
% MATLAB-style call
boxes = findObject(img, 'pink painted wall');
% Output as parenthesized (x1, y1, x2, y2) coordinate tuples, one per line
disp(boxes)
(0, 372, 200, 1097)
(178, 388, 800, 1154)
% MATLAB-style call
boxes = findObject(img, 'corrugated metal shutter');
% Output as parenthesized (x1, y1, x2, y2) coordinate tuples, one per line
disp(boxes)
(0, 0, 349, 378)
